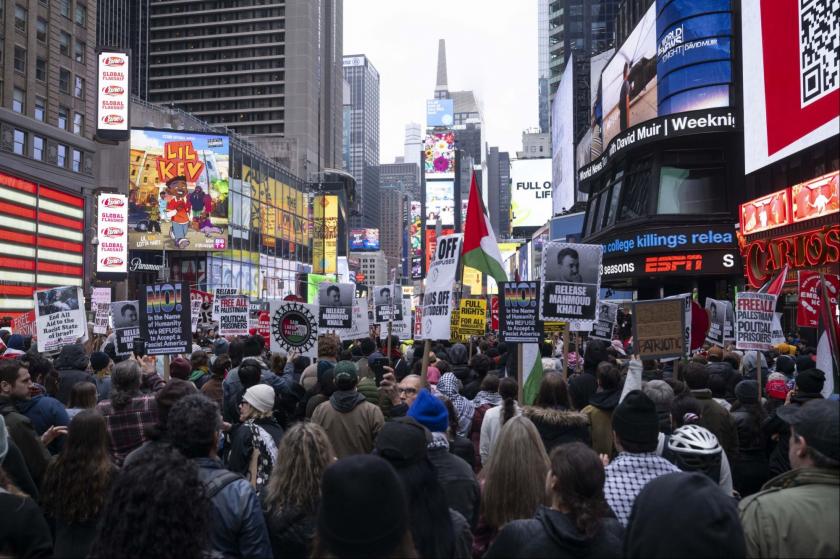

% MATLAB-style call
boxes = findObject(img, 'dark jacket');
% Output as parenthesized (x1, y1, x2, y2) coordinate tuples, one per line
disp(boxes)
(707, 361, 738, 396)
(764, 392, 823, 477)
(263, 504, 316, 559)
(227, 417, 284, 477)
(53, 344, 94, 406)
(16, 395, 69, 453)
(0, 490, 53, 558)
(523, 406, 591, 454)
(690, 388, 739, 459)
(428, 446, 481, 529)
(0, 396, 51, 486)
(730, 404, 770, 497)
(194, 457, 272, 558)
(1, 438, 39, 499)
(222, 359, 292, 424)
(485, 506, 623, 559)
(731, 404, 765, 454)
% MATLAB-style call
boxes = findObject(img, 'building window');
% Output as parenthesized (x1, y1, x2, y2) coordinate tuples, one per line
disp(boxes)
(35, 97, 45, 121)
(59, 32, 71, 56)
(657, 166, 727, 215)
(75, 3, 86, 26)
(14, 5, 27, 32)
(36, 57, 46, 82)
(59, 0, 70, 18)
(36, 18, 47, 43)
(57, 145, 67, 167)
(73, 112, 84, 135)
(74, 76, 85, 98)
(59, 69, 71, 93)
(13, 129, 26, 155)
(58, 106, 69, 130)
(33, 136, 44, 161)
(72, 149, 82, 172)
(74, 40, 85, 64)
(12, 88, 25, 113)
(14, 46, 26, 74)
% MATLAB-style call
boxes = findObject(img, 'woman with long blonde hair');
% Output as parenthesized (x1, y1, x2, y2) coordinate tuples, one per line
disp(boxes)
(262, 422, 336, 559)
(474, 415, 550, 557)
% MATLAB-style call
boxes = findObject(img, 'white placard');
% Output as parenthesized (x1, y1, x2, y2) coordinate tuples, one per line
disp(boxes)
(421, 234, 462, 340)
(35, 287, 87, 352)
(92, 287, 111, 335)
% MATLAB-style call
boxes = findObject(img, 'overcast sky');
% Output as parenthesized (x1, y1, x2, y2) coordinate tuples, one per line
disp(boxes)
(344, 0, 539, 165)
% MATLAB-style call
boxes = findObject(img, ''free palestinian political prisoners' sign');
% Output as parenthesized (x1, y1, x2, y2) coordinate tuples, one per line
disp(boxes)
(217, 295, 250, 336)
(632, 299, 685, 360)
(735, 292, 777, 351)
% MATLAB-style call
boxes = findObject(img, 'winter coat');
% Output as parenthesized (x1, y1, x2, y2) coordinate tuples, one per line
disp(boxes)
(428, 446, 481, 529)
(53, 344, 94, 405)
(0, 396, 51, 486)
(0, 489, 53, 558)
(764, 392, 823, 477)
(707, 361, 739, 396)
(222, 359, 293, 424)
(55, 369, 96, 407)
(690, 389, 739, 459)
(263, 504, 316, 559)
(227, 417, 284, 479)
(522, 406, 591, 454)
(194, 457, 273, 558)
(450, 508, 473, 559)
(16, 394, 69, 453)
(2, 437, 39, 500)
(479, 403, 521, 465)
(311, 390, 384, 458)
(739, 468, 839, 558)
(485, 505, 623, 559)
(581, 388, 621, 457)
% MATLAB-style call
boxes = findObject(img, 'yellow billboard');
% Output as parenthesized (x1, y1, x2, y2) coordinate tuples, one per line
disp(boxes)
(313, 195, 338, 274)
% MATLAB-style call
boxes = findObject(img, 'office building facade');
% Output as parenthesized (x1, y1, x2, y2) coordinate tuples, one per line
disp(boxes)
(379, 185, 404, 274)
(380, 160, 419, 200)
(96, 0, 150, 99)
(343, 54, 380, 229)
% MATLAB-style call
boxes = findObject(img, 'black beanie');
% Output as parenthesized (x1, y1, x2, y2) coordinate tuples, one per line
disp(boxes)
(775, 355, 796, 376)
(318, 455, 408, 557)
(795, 355, 815, 374)
(734, 380, 759, 405)
(625, 472, 746, 558)
(796, 368, 826, 394)
(612, 390, 659, 446)
(374, 417, 429, 468)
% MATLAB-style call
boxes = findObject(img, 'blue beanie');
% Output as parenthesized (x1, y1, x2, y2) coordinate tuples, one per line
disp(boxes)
(6, 334, 24, 351)
(407, 389, 449, 433)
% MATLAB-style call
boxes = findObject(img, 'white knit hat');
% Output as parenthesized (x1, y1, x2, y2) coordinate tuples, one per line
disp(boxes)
(243, 384, 275, 413)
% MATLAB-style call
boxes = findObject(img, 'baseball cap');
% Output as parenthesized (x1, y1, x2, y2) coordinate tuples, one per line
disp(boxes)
(777, 399, 839, 462)
(333, 360, 358, 390)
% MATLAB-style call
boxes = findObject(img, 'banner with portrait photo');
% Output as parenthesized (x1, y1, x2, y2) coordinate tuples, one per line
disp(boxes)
(704, 298, 728, 347)
(217, 295, 250, 336)
(374, 285, 403, 323)
(34, 286, 86, 353)
(317, 282, 354, 329)
(139, 283, 191, 355)
(190, 290, 213, 333)
(421, 234, 462, 340)
(589, 301, 618, 341)
(268, 301, 319, 357)
(111, 300, 140, 355)
(336, 297, 370, 341)
(92, 287, 111, 335)
(539, 242, 602, 324)
(735, 292, 777, 351)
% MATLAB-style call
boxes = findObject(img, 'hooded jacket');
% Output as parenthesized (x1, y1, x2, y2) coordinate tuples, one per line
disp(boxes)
(54, 344, 94, 406)
(581, 388, 621, 457)
(707, 361, 739, 396)
(311, 389, 384, 458)
(523, 406, 591, 454)
(485, 505, 623, 559)
(16, 394, 69, 453)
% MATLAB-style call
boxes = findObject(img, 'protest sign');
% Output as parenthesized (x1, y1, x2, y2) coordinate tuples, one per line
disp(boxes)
(705, 298, 727, 347)
(12, 311, 36, 339)
(632, 299, 685, 360)
(373, 284, 403, 323)
(724, 301, 735, 344)
(735, 292, 777, 351)
(318, 282, 354, 329)
(589, 301, 618, 341)
(268, 301, 319, 357)
(111, 300, 140, 355)
(34, 286, 87, 353)
(414, 305, 423, 341)
(212, 288, 238, 321)
(665, 293, 693, 357)
(499, 282, 543, 343)
(458, 299, 486, 336)
(92, 287, 111, 335)
(544, 321, 567, 334)
(139, 282, 191, 355)
(797, 271, 840, 328)
(190, 290, 213, 333)
(771, 313, 785, 345)
(217, 295, 250, 336)
(336, 297, 370, 341)
(421, 234, 462, 340)
(490, 296, 499, 331)
(539, 242, 602, 323)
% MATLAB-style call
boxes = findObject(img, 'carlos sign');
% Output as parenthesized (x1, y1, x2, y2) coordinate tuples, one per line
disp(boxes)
(742, 224, 840, 288)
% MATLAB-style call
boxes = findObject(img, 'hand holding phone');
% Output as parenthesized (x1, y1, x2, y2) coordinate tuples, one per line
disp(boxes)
(133, 337, 147, 358)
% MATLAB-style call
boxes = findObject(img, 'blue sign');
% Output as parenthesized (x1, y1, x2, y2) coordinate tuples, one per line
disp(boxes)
(426, 99, 454, 127)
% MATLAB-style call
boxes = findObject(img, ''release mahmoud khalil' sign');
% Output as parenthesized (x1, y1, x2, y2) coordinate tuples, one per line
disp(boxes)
(269, 301, 318, 357)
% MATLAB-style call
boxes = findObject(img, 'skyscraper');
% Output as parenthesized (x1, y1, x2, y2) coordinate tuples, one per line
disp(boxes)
(487, 147, 512, 237)
(97, 0, 150, 99)
(379, 185, 404, 274)
(538, 0, 550, 132)
(404, 123, 422, 169)
(145, 0, 344, 178)
(343, 55, 381, 229)
(380, 161, 420, 200)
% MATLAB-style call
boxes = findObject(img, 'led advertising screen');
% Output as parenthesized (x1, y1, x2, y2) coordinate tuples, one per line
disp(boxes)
(742, 0, 839, 173)
(349, 228, 381, 251)
(511, 159, 553, 230)
(96, 51, 130, 141)
(427, 99, 454, 127)
(425, 179, 455, 227)
(410, 201, 423, 279)
(129, 129, 230, 251)
(425, 227, 455, 272)
(423, 132, 456, 176)
(552, 59, 575, 215)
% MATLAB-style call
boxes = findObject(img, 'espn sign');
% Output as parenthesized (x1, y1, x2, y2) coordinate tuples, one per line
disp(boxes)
(644, 254, 703, 273)
(96, 50, 130, 140)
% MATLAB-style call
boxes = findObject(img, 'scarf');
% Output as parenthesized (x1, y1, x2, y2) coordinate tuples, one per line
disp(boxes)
(473, 390, 502, 407)
(437, 373, 474, 437)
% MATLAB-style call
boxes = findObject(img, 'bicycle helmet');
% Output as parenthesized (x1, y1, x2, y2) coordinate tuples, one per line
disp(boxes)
(666, 424, 722, 482)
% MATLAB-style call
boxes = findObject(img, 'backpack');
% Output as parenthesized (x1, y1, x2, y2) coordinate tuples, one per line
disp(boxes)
(204, 470, 242, 499)
(246, 420, 278, 492)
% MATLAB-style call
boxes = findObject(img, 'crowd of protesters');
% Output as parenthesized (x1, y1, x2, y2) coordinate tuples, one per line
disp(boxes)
(0, 321, 837, 558)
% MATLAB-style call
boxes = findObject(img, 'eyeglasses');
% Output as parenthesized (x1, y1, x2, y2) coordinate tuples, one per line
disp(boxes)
(398, 387, 418, 395)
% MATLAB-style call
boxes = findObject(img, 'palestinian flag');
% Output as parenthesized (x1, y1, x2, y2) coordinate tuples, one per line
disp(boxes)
(463, 172, 508, 284)
(522, 343, 544, 405)
(758, 265, 789, 295)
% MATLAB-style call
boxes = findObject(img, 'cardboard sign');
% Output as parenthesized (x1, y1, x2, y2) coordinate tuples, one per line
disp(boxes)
(268, 301, 319, 357)
(318, 282, 354, 329)
(34, 287, 87, 353)
(139, 283, 191, 355)
(632, 299, 686, 360)
(111, 300, 140, 355)
(499, 281, 543, 343)
(797, 271, 840, 328)
(92, 287, 111, 335)
(421, 234, 462, 340)
(735, 292, 777, 351)
(589, 301, 618, 341)
(458, 299, 486, 336)
(217, 295, 250, 336)
(539, 242, 602, 323)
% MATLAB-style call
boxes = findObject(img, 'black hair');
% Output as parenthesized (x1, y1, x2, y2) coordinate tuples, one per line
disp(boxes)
(670, 393, 702, 428)
(469, 354, 492, 378)
(557, 247, 579, 263)
(293, 356, 310, 374)
(90, 443, 209, 559)
(211, 354, 231, 378)
(23, 353, 59, 396)
(326, 285, 339, 296)
(243, 335, 264, 358)
(499, 377, 519, 425)
(360, 337, 376, 356)
(228, 338, 244, 368)
(708, 374, 727, 398)
(120, 304, 135, 317)
(684, 362, 710, 390)
(239, 359, 262, 389)
(167, 394, 222, 459)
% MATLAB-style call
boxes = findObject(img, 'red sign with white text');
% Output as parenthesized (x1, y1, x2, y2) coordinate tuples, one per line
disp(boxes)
(797, 271, 840, 328)
(490, 295, 499, 331)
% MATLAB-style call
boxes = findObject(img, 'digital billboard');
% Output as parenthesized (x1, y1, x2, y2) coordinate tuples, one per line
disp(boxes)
(425, 179, 455, 227)
(423, 132, 456, 176)
(740, 170, 840, 235)
(129, 129, 230, 251)
(552, 59, 575, 215)
(511, 159, 553, 230)
(425, 227, 455, 272)
(410, 201, 423, 279)
(96, 51, 130, 141)
(426, 99, 454, 127)
(313, 195, 338, 274)
(349, 228, 381, 251)
(742, 0, 839, 173)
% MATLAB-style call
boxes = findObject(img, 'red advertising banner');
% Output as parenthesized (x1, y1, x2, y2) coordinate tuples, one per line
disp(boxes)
(490, 295, 499, 331)
(797, 271, 840, 328)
